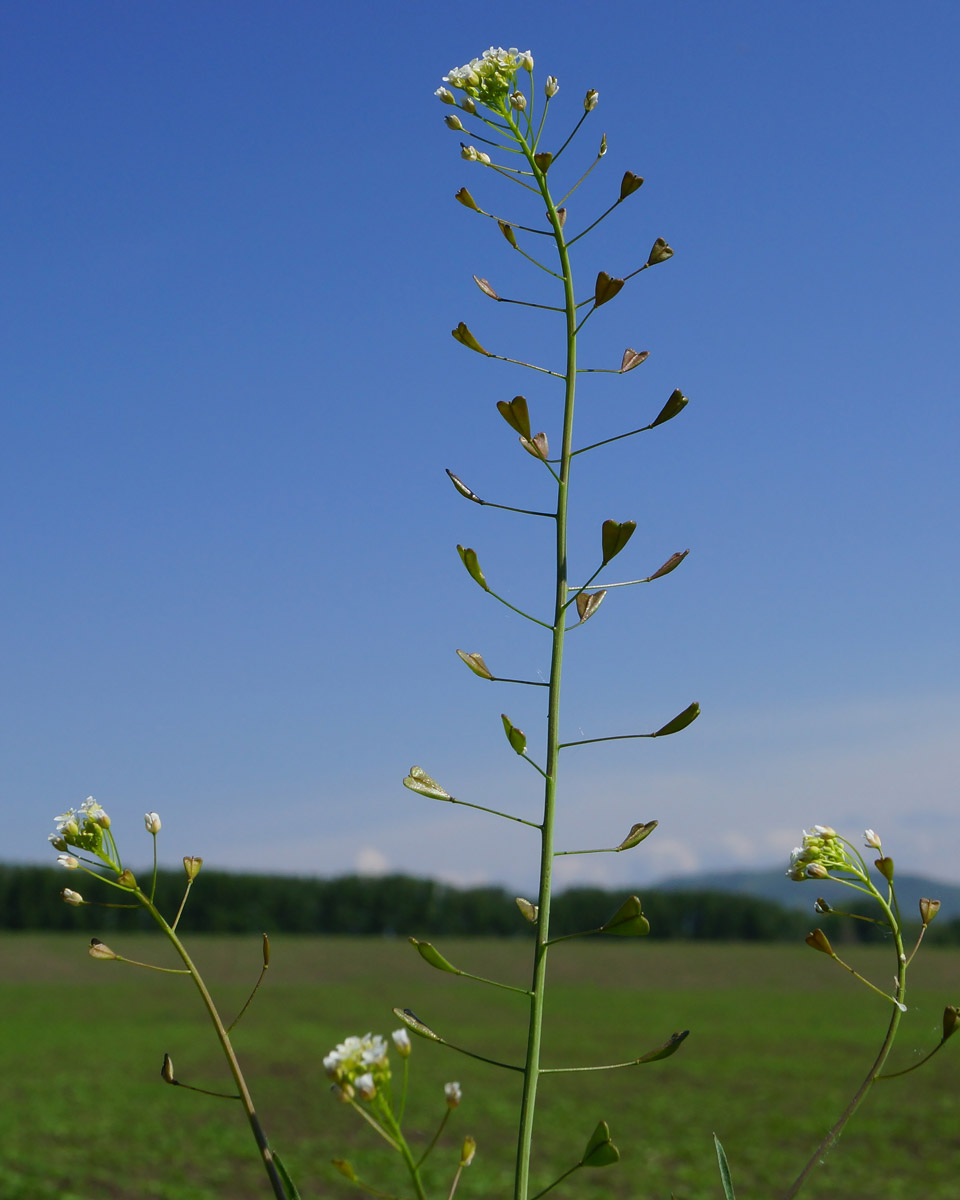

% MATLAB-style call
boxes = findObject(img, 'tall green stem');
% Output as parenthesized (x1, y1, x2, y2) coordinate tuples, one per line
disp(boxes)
(137, 891, 288, 1200)
(506, 108, 578, 1200)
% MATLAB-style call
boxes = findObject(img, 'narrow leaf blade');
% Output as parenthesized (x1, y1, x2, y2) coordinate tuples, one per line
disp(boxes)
(714, 1135, 737, 1200)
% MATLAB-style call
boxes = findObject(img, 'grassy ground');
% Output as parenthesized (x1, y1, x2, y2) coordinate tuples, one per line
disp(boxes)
(1, 933, 958, 1199)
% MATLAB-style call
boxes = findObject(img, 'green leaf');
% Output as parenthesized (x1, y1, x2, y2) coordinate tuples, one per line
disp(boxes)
(457, 545, 490, 591)
(652, 701, 700, 737)
(647, 549, 689, 580)
(601, 895, 650, 937)
(273, 1151, 304, 1199)
(392, 1007, 442, 1042)
(575, 589, 607, 625)
(620, 347, 649, 373)
(451, 322, 491, 355)
(496, 395, 532, 439)
(410, 937, 459, 974)
(620, 171, 644, 199)
(651, 388, 689, 427)
(616, 820, 658, 851)
(581, 1120, 620, 1168)
(636, 1029, 689, 1063)
(501, 713, 527, 756)
(594, 271, 625, 307)
(601, 519, 636, 564)
(403, 767, 451, 801)
(714, 1135, 737, 1200)
(456, 650, 493, 680)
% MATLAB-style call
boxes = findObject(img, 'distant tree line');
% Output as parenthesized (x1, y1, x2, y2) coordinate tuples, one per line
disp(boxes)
(4, 863, 957, 944)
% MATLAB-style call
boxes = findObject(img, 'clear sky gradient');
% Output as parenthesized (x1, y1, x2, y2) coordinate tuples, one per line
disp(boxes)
(3, 2, 958, 893)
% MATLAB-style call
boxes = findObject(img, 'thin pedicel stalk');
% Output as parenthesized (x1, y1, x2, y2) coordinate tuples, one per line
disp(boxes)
(502, 105, 578, 1200)
(136, 890, 288, 1200)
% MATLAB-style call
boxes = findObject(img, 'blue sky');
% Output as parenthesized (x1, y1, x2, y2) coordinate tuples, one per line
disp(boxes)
(3, 1, 958, 892)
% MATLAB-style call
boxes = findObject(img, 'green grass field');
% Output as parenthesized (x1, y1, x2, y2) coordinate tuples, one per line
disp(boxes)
(2, 933, 958, 1199)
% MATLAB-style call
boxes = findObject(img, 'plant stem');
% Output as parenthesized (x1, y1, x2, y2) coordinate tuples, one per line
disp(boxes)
(505, 106, 578, 1200)
(137, 891, 288, 1200)
(780, 900, 906, 1199)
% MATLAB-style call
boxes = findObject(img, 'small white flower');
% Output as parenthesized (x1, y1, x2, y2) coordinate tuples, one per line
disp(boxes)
(461, 145, 479, 161)
(435, 87, 456, 105)
(355, 1072, 376, 1100)
(61, 888, 84, 905)
(445, 1081, 462, 1108)
(810, 824, 836, 839)
(323, 1050, 341, 1078)
(57, 853, 79, 869)
(477, 151, 491, 165)
(519, 51, 534, 71)
(864, 829, 882, 849)
(144, 812, 162, 835)
(510, 90, 526, 111)
(545, 76, 559, 98)
(392, 1028, 411, 1057)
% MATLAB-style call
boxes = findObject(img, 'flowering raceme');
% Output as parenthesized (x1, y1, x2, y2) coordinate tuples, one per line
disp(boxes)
(323, 1033, 391, 1096)
(440, 46, 533, 110)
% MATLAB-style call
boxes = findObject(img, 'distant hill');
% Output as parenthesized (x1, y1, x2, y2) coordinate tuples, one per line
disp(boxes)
(654, 867, 960, 919)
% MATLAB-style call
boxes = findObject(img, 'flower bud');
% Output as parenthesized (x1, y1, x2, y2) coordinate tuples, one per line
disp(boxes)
(331, 1082, 354, 1103)
(477, 151, 491, 165)
(332, 1160, 358, 1180)
(461, 96, 477, 115)
(943, 1006, 960, 1041)
(864, 828, 882, 849)
(519, 52, 534, 71)
(61, 888, 84, 906)
(445, 114, 464, 131)
(545, 76, 559, 98)
(919, 897, 941, 926)
(811, 825, 837, 839)
(161, 1053, 176, 1084)
(57, 854, 79, 869)
(460, 1136, 477, 1167)
(460, 144, 478, 161)
(806, 862, 828, 879)
(354, 1072, 376, 1101)
(144, 812, 162, 835)
(435, 87, 456, 105)
(584, 89, 599, 112)
(183, 855, 203, 880)
(445, 1081, 462, 1108)
(49, 834, 67, 851)
(89, 938, 118, 961)
(510, 90, 526, 111)
(392, 1028, 412, 1057)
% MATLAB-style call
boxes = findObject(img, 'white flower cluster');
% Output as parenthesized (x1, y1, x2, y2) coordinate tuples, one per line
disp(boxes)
(786, 825, 864, 882)
(438, 46, 533, 109)
(49, 797, 111, 856)
(324, 1032, 392, 1100)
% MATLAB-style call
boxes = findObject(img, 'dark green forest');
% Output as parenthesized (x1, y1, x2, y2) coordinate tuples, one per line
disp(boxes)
(5, 863, 959, 944)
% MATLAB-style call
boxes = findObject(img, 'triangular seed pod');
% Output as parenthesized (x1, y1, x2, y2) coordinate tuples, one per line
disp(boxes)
(620, 348, 650, 373)
(498, 220, 518, 248)
(616, 820, 658, 851)
(456, 650, 494, 680)
(515, 897, 538, 923)
(581, 1121, 620, 1168)
(636, 1029, 690, 1063)
(460, 1137, 477, 1167)
(575, 589, 607, 624)
(555, 207, 567, 228)
(501, 714, 527, 756)
(647, 237, 674, 265)
(619, 171, 644, 199)
(473, 275, 499, 300)
(457, 545, 490, 591)
(455, 187, 479, 211)
(534, 151, 553, 172)
(805, 929, 835, 956)
(920, 897, 941, 926)
(601, 519, 636, 564)
(652, 701, 700, 737)
(651, 388, 689, 427)
(451, 322, 491, 355)
(403, 767, 451, 801)
(648, 549, 689, 580)
(446, 470, 482, 504)
(392, 1007, 443, 1041)
(519, 432, 549, 460)
(496, 395, 532, 439)
(943, 1006, 960, 1041)
(875, 856, 895, 882)
(409, 938, 460, 974)
(594, 271, 625, 307)
(601, 895, 650, 936)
